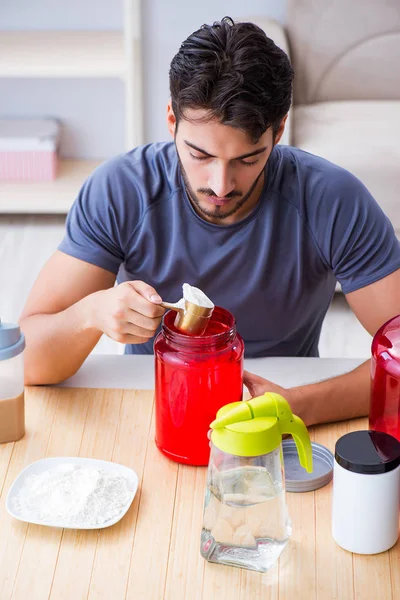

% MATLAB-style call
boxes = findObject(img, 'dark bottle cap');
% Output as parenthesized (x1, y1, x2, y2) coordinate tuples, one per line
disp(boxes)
(335, 430, 400, 475)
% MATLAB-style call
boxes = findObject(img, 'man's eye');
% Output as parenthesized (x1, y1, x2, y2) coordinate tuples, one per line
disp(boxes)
(240, 159, 259, 166)
(189, 153, 258, 166)
(190, 153, 208, 161)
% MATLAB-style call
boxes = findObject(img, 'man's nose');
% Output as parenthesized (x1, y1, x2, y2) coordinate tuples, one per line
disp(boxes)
(208, 163, 235, 198)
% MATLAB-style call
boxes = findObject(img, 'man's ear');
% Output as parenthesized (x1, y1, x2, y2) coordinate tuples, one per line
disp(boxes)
(166, 102, 177, 138)
(273, 114, 288, 145)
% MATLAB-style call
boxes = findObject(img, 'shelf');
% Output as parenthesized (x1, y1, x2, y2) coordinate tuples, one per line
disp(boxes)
(0, 159, 102, 213)
(0, 31, 127, 78)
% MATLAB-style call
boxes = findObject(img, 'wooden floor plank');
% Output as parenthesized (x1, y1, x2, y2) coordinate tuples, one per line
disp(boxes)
(88, 390, 154, 600)
(164, 464, 207, 600)
(389, 539, 400, 600)
(277, 427, 316, 600)
(202, 562, 242, 600)
(0, 442, 14, 496)
(125, 409, 179, 600)
(11, 387, 91, 600)
(353, 553, 393, 600)
(314, 421, 354, 600)
(49, 388, 123, 600)
(278, 491, 316, 599)
(0, 387, 58, 600)
(239, 567, 279, 600)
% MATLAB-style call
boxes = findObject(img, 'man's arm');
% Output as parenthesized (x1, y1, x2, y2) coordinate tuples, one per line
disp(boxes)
(244, 360, 370, 427)
(19, 251, 164, 385)
(244, 269, 400, 426)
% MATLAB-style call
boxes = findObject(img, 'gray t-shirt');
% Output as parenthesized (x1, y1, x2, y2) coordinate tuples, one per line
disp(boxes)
(58, 142, 400, 357)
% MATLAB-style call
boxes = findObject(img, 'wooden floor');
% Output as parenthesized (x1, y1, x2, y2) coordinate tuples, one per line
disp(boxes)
(0, 215, 372, 359)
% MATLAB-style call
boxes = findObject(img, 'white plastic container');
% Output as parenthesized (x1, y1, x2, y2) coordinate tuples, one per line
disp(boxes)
(0, 118, 60, 181)
(332, 430, 400, 554)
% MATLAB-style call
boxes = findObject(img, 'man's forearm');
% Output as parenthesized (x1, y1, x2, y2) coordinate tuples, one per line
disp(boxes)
(288, 360, 371, 426)
(20, 294, 102, 386)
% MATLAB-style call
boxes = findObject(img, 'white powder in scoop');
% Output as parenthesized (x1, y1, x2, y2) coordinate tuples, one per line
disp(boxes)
(166, 283, 214, 311)
(12, 463, 135, 527)
(182, 283, 214, 308)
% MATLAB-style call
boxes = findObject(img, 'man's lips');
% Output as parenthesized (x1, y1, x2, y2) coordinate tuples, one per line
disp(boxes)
(204, 195, 237, 206)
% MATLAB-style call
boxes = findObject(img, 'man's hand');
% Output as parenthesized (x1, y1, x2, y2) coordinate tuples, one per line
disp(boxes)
(244, 360, 371, 427)
(19, 251, 168, 384)
(243, 370, 289, 400)
(88, 280, 165, 344)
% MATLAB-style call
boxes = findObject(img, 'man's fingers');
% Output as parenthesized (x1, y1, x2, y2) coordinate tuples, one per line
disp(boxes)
(122, 321, 159, 339)
(129, 280, 162, 304)
(243, 370, 267, 385)
(243, 371, 259, 394)
(108, 323, 155, 344)
(125, 282, 165, 318)
(243, 370, 276, 396)
(125, 309, 162, 333)
(109, 332, 152, 344)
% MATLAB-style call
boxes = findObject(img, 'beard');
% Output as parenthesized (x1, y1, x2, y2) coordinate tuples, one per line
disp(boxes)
(176, 148, 265, 221)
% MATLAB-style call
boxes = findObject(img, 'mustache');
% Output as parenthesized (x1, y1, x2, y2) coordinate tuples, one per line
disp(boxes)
(197, 189, 242, 198)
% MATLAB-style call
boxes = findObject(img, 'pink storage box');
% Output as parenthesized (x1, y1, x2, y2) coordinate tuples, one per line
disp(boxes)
(0, 119, 61, 181)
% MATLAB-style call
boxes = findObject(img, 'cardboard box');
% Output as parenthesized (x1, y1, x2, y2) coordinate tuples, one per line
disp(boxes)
(0, 119, 61, 181)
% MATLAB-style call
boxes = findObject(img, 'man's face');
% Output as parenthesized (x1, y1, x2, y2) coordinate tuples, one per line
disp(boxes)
(167, 107, 280, 225)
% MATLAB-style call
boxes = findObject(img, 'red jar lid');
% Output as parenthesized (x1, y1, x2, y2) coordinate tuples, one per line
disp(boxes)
(372, 314, 400, 361)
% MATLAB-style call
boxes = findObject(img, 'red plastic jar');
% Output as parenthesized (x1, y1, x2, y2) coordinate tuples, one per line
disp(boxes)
(370, 315, 400, 442)
(154, 306, 244, 466)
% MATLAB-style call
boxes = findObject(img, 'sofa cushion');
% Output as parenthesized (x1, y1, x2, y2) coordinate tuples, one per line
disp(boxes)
(293, 100, 400, 231)
(287, 0, 400, 105)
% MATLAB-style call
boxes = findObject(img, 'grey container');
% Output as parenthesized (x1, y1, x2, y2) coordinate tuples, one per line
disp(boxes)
(282, 440, 334, 492)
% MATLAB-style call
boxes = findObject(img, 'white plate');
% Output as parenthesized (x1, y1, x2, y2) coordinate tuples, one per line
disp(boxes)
(6, 456, 139, 530)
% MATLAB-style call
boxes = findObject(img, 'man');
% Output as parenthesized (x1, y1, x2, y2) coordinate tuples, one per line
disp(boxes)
(20, 17, 400, 426)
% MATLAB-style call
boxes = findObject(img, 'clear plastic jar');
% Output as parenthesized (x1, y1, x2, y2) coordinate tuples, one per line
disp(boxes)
(0, 320, 25, 444)
(154, 306, 244, 466)
(200, 394, 313, 572)
(201, 443, 292, 572)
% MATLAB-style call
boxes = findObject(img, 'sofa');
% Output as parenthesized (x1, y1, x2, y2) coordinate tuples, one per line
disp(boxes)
(249, 0, 400, 236)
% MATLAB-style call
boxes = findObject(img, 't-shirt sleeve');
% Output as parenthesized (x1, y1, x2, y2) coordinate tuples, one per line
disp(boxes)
(307, 169, 400, 294)
(58, 161, 125, 275)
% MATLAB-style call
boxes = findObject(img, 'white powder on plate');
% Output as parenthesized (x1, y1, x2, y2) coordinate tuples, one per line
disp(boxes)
(12, 463, 136, 527)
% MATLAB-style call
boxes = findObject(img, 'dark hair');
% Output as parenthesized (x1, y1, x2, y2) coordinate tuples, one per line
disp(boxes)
(169, 16, 294, 142)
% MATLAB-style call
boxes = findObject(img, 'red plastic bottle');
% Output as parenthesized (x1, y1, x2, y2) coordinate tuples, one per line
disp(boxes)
(154, 306, 244, 465)
(370, 315, 400, 442)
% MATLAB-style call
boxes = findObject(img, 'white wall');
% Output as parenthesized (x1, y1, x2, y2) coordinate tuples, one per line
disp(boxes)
(0, 0, 286, 157)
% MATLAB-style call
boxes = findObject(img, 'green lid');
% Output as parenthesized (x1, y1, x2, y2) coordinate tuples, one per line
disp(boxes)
(210, 393, 313, 473)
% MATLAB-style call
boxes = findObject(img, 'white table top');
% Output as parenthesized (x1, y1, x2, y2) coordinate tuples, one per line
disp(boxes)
(59, 354, 365, 389)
